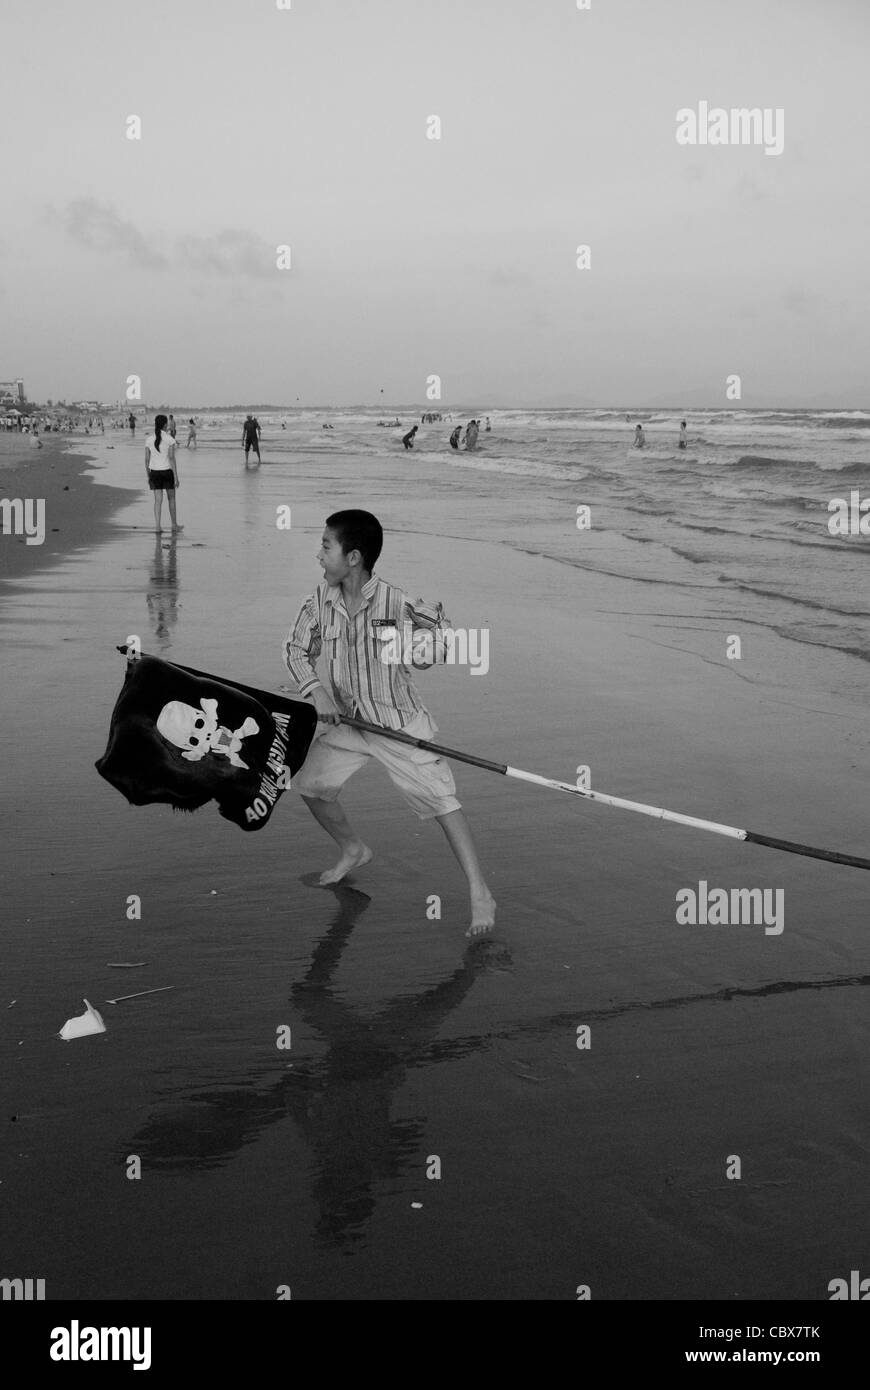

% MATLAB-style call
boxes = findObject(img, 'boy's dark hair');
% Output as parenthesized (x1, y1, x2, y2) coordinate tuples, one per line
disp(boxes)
(326, 509, 383, 573)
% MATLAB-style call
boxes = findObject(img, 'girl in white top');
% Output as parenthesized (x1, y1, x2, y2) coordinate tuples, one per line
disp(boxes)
(144, 412, 182, 532)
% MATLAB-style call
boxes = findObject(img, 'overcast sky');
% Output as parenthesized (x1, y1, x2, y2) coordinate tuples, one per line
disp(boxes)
(2, 0, 868, 407)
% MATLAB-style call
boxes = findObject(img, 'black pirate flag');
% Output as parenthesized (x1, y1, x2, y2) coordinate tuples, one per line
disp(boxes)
(95, 651, 318, 831)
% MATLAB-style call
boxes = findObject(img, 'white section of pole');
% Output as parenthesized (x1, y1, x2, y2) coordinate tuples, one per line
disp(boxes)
(503, 766, 747, 840)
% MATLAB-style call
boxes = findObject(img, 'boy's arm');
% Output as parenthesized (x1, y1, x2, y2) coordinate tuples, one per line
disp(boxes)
(282, 595, 324, 697)
(283, 598, 342, 722)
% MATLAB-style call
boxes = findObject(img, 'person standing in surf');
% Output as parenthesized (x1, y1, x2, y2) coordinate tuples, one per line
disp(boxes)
(678, 420, 687, 450)
(242, 413, 261, 463)
(144, 412, 182, 533)
(282, 509, 496, 935)
(186, 417, 197, 449)
(449, 425, 462, 450)
(633, 424, 645, 449)
(465, 420, 479, 451)
(402, 425, 418, 450)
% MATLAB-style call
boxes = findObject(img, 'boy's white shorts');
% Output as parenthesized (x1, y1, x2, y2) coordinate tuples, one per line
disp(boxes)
(292, 708, 460, 819)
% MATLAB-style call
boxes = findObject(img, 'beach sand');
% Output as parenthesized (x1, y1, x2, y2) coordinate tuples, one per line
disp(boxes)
(1, 429, 868, 1299)
(0, 434, 129, 585)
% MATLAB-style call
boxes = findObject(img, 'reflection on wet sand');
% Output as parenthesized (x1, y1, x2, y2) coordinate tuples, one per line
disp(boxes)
(126, 884, 505, 1247)
(145, 535, 180, 647)
(127, 867, 869, 1251)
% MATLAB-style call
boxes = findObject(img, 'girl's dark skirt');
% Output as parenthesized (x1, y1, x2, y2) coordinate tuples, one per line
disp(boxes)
(148, 469, 175, 490)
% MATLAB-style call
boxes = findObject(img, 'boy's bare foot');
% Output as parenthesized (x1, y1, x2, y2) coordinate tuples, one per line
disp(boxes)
(466, 891, 496, 937)
(318, 843, 373, 885)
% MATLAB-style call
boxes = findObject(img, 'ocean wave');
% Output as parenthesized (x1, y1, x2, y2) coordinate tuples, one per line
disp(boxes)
(722, 454, 870, 482)
(770, 626, 870, 664)
(446, 453, 587, 482)
(670, 547, 712, 567)
(729, 454, 820, 472)
(818, 460, 870, 479)
(731, 581, 870, 619)
(674, 522, 740, 537)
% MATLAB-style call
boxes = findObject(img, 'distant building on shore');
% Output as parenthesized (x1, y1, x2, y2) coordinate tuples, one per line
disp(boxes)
(0, 379, 25, 407)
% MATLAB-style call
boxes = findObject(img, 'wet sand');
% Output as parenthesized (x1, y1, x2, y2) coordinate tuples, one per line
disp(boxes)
(1, 430, 869, 1299)
(0, 434, 129, 586)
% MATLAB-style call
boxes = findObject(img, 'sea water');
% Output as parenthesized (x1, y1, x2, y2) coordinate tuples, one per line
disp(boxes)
(190, 406, 870, 673)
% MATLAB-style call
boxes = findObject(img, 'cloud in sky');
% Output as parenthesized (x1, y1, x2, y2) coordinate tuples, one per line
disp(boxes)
(731, 174, 771, 205)
(177, 230, 279, 280)
(5, 0, 870, 404)
(60, 198, 170, 271)
(58, 199, 278, 280)
(487, 267, 535, 289)
(781, 287, 819, 315)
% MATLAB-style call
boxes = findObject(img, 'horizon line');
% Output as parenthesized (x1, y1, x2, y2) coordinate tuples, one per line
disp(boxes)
(24, 401, 870, 413)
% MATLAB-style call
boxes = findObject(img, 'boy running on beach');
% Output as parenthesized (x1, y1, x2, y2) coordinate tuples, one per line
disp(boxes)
(282, 509, 496, 935)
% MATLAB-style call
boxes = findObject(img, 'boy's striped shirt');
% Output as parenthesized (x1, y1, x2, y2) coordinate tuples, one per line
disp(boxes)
(283, 575, 452, 730)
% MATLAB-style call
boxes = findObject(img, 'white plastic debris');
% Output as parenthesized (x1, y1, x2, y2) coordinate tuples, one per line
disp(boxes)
(59, 998, 106, 1041)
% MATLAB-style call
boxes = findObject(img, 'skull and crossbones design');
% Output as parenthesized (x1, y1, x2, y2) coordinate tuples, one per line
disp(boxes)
(156, 698, 260, 770)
